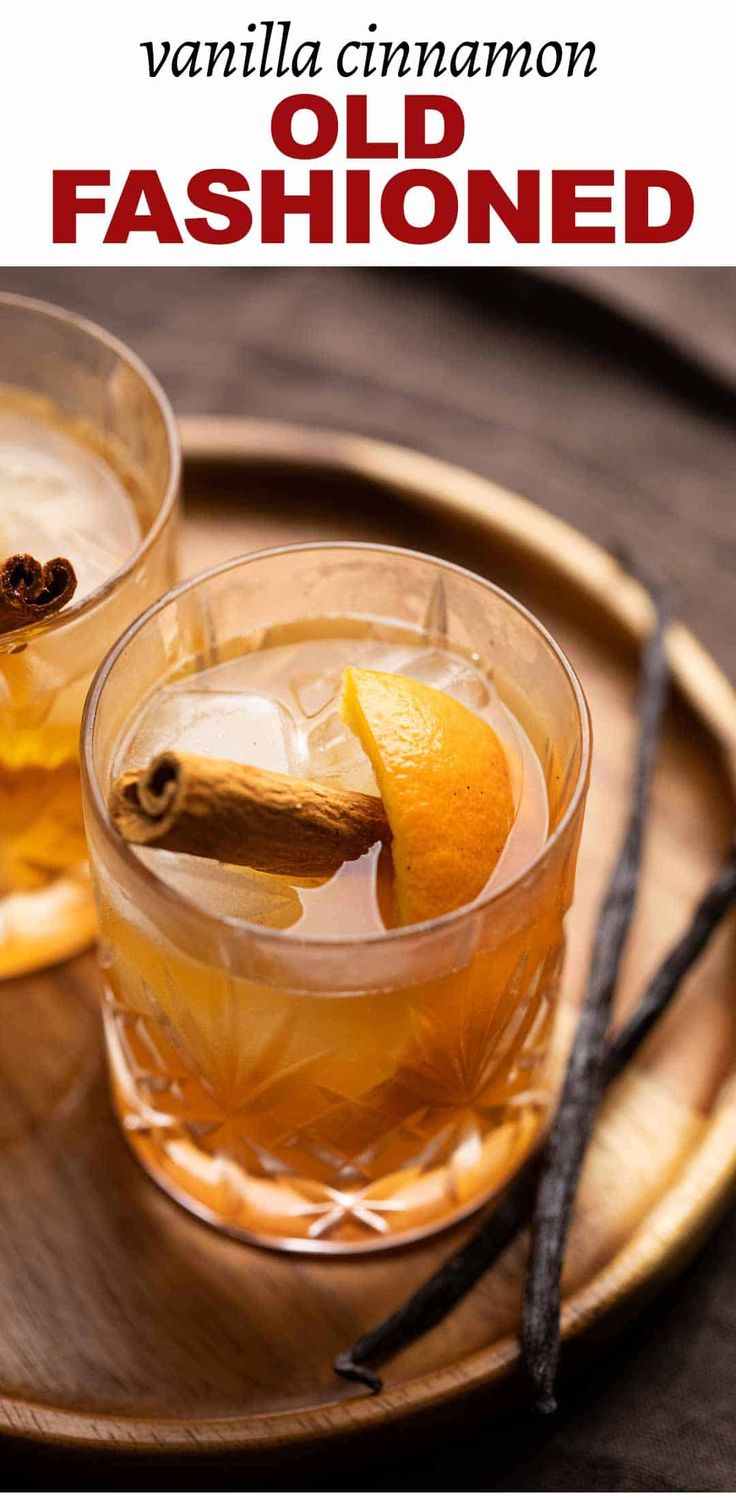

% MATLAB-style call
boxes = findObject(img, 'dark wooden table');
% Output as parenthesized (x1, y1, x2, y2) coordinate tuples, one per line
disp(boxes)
(1, 268, 735, 1491)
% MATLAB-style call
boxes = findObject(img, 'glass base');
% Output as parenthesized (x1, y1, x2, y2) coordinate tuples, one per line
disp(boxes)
(0, 870, 96, 978)
(123, 1129, 516, 1254)
(106, 1011, 543, 1254)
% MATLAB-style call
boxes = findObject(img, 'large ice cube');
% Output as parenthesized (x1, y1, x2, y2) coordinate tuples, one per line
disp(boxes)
(134, 847, 304, 928)
(400, 648, 491, 710)
(125, 688, 306, 775)
(304, 710, 378, 795)
(288, 639, 417, 723)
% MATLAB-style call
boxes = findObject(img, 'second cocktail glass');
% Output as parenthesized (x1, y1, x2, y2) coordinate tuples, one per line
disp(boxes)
(0, 294, 180, 977)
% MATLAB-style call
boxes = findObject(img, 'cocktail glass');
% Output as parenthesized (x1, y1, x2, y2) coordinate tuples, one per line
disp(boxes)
(0, 293, 180, 976)
(82, 543, 590, 1252)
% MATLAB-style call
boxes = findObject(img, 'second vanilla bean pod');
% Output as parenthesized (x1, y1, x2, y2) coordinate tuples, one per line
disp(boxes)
(521, 584, 673, 1414)
(606, 842, 736, 1077)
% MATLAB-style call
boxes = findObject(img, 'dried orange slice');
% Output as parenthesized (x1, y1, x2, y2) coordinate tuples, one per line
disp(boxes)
(340, 666, 514, 925)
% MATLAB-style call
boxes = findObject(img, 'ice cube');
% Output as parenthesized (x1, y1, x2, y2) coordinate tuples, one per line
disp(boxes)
(134, 847, 304, 928)
(289, 643, 389, 722)
(288, 639, 428, 721)
(125, 688, 306, 776)
(305, 710, 378, 795)
(290, 668, 340, 720)
(401, 649, 491, 710)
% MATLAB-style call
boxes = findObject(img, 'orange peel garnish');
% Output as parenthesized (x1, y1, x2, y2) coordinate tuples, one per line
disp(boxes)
(341, 666, 514, 925)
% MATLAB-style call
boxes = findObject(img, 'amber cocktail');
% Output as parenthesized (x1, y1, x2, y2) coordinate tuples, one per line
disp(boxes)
(0, 294, 180, 976)
(82, 544, 590, 1252)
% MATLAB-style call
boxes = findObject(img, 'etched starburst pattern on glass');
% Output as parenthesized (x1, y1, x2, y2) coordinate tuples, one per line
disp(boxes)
(102, 930, 563, 1247)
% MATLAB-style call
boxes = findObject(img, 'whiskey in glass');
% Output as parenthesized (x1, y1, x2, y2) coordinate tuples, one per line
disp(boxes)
(82, 544, 590, 1252)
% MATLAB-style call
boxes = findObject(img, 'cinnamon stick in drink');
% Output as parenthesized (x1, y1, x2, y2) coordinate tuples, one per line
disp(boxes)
(0, 553, 77, 634)
(111, 750, 390, 878)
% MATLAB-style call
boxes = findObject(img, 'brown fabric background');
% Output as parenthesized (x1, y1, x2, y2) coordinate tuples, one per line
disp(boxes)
(1, 268, 734, 1491)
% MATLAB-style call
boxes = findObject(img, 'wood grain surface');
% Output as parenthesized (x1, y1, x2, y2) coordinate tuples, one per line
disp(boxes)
(0, 425, 734, 1456)
(1, 267, 733, 680)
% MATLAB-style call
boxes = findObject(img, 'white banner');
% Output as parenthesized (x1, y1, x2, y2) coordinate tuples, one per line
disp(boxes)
(1, 0, 732, 265)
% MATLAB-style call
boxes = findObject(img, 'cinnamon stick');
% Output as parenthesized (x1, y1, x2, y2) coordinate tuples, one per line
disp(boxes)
(111, 750, 390, 878)
(0, 553, 77, 634)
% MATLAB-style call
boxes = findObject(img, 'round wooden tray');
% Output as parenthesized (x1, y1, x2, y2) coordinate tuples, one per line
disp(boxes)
(1, 417, 735, 1457)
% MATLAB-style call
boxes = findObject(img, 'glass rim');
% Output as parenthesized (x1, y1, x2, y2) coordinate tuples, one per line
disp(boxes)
(0, 289, 181, 648)
(81, 540, 592, 951)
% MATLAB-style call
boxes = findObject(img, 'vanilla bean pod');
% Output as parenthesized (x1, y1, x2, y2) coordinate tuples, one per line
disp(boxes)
(606, 842, 736, 1078)
(336, 584, 689, 1396)
(335, 836, 736, 1395)
(335, 1154, 540, 1394)
(521, 585, 673, 1414)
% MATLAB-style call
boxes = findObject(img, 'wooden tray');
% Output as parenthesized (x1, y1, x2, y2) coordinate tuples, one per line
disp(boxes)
(1, 417, 735, 1457)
